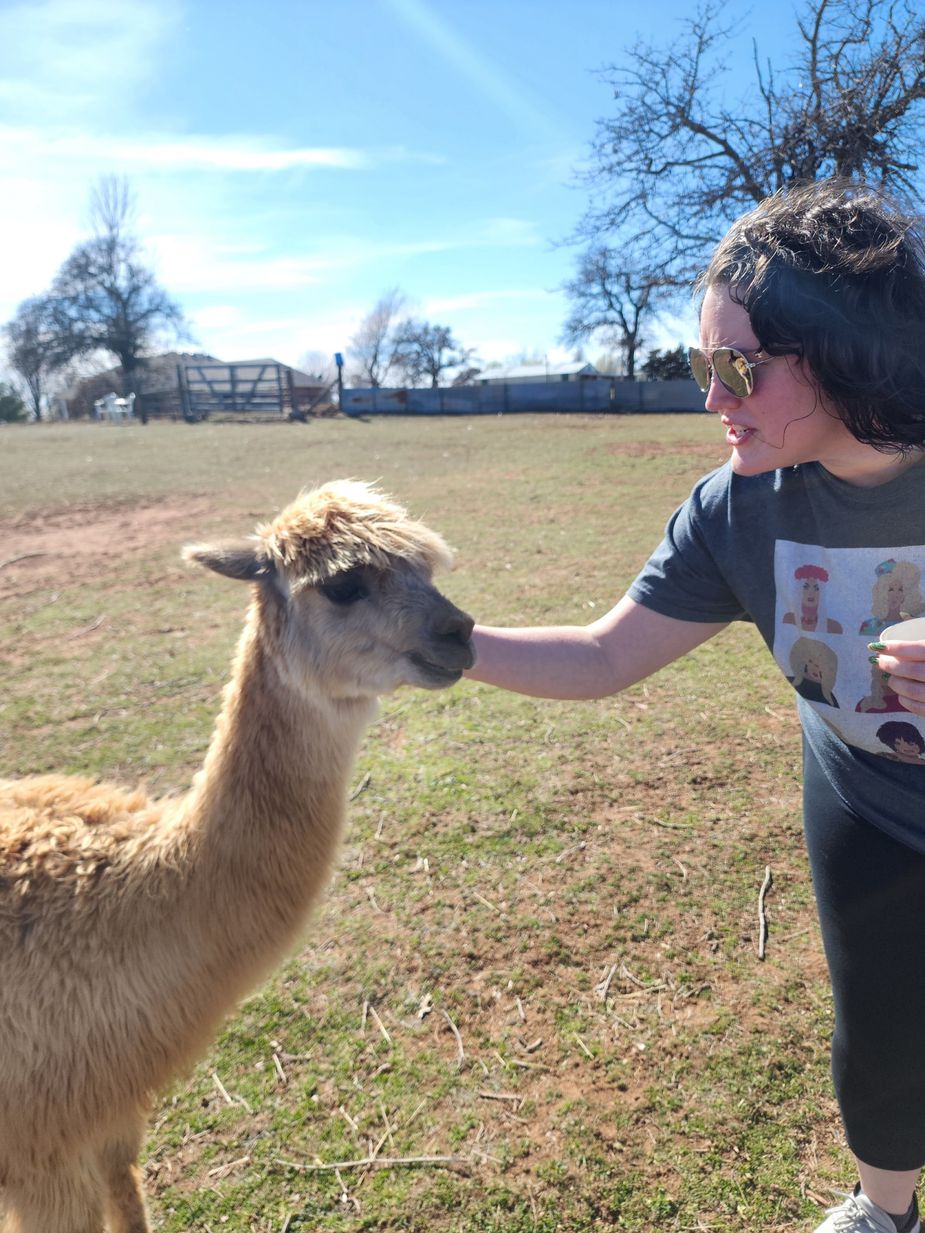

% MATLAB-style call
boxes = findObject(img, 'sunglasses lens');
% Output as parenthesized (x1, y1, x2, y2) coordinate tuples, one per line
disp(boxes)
(688, 347, 710, 392)
(713, 348, 752, 398)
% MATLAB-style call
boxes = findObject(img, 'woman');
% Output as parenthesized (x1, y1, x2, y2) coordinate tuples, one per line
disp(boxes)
(466, 179, 925, 1233)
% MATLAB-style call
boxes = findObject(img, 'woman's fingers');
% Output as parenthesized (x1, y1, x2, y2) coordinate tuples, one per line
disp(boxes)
(875, 645, 925, 714)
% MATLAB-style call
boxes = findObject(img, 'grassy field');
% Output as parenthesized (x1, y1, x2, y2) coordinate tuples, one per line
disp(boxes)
(0, 415, 845, 1231)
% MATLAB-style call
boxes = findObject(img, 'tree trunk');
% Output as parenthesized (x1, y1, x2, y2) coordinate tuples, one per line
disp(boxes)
(122, 360, 147, 425)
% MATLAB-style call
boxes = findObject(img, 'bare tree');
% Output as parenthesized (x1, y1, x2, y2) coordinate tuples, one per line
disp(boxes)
(298, 349, 337, 388)
(4, 296, 62, 419)
(391, 320, 473, 388)
(452, 365, 482, 386)
(573, 0, 925, 287)
(348, 287, 407, 387)
(289, 349, 338, 418)
(561, 247, 675, 377)
(89, 175, 135, 239)
(44, 176, 187, 423)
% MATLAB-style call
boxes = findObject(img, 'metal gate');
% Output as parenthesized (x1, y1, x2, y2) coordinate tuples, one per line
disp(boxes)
(178, 361, 294, 420)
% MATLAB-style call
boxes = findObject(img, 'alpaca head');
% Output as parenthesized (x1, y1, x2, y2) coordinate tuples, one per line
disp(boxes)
(183, 481, 475, 699)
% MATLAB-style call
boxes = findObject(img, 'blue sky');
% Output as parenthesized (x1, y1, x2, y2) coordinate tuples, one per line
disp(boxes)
(0, 0, 795, 379)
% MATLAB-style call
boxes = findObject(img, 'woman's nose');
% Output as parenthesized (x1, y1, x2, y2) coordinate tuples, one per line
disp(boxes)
(704, 370, 742, 414)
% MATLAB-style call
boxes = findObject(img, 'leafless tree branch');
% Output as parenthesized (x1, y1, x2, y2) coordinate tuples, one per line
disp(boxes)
(565, 0, 925, 316)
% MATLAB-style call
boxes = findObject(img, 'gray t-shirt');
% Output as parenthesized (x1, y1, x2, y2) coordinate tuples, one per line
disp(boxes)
(628, 459, 925, 851)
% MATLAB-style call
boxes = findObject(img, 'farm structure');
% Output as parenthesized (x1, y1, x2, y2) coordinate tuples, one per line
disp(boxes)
(342, 376, 703, 416)
(477, 360, 601, 384)
(176, 358, 332, 421)
(93, 392, 136, 422)
(52, 353, 332, 422)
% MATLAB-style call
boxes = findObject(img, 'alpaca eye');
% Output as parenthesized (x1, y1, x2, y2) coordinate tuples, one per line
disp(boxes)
(319, 576, 368, 605)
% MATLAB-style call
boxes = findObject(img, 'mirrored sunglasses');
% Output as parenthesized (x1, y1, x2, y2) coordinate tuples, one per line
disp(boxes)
(688, 346, 772, 399)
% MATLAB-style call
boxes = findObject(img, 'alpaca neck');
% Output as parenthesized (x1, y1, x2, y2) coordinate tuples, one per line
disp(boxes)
(179, 603, 375, 956)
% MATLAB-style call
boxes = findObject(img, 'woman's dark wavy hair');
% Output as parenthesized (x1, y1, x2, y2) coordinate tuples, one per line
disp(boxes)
(698, 178, 925, 451)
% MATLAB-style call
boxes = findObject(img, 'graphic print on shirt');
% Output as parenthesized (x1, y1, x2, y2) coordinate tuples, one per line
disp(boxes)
(857, 558, 923, 636)
(774, 543, 925, 758)
(782, 564, 844, 633)
(855, 663, 909, 714)
(788, 636, 840, 706)
(875, 720, 925, 763)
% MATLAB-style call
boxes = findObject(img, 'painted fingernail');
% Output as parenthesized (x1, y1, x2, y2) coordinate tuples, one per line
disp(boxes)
(869, 654, 882, 664)
(881, 671, 892, 681)
(868, 641, 887, 651)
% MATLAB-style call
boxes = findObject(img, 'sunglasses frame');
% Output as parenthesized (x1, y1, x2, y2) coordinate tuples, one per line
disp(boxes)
(688, 345, 773, 398)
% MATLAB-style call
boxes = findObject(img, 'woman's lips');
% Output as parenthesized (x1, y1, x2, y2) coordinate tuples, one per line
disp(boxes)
(723, 420, 756, 445)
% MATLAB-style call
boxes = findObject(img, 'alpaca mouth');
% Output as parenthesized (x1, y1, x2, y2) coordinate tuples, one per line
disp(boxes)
(408, 649, 473, 685)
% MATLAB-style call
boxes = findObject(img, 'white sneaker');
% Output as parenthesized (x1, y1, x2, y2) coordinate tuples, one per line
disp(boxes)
(814, 1187, 920, 1233)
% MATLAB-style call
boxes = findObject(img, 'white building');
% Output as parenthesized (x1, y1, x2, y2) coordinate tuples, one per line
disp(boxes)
(478, 360, 601, 385)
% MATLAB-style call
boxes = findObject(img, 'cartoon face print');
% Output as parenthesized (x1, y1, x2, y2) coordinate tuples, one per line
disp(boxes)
(855, 663, 909, 714)
(788, 636, 840, 707)
(782, 564, 843, 634)
(876, 720, 925, 763)
(859, 559, 924, 636)
(802, 577, 821, 610)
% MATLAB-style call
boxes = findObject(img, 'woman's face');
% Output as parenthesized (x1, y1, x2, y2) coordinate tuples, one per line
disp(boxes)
(802, 579, 820, 608)
(805, 656, 823, 683)
(886, 577, 906, 611)
(895, 736, 922, 758)
(698, 286, 868, 478)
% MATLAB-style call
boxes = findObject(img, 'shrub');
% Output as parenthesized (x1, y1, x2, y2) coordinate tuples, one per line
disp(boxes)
(0, 383, 27, 422)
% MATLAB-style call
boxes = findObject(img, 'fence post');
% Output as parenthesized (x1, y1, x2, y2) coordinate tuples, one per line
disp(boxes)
(177, 364, 190, 421)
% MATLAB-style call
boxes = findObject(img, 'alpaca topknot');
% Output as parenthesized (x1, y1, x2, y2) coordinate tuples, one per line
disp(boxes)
(258, 480, 455, 584)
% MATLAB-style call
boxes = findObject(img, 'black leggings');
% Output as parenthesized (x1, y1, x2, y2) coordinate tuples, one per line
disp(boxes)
(804, 741, 925, 1171)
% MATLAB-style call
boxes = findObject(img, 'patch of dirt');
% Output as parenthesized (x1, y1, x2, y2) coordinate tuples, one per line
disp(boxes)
(0, 496, 215, 602)
(601, 440, 727, 461)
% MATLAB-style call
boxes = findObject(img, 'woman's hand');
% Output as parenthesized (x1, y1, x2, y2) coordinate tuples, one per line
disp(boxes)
(872, 639, 925, 716)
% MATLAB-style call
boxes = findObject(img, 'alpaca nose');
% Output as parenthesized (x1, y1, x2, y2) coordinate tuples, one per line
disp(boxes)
(435, 605, 475, 648)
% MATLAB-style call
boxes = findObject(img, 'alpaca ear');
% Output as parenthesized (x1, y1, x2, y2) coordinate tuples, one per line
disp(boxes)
(182, 539, 275, 583)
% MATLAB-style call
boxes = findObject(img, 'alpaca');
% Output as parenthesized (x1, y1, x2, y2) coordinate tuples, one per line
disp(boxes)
(0, 481, 474, 1233)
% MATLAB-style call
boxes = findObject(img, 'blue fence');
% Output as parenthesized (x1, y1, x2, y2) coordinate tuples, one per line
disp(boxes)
(341, 378, 704, 416)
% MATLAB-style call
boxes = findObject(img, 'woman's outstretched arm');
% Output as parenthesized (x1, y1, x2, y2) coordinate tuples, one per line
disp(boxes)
(465, 594, 729, 701)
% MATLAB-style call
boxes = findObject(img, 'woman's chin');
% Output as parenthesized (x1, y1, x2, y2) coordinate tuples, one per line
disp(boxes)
(728, 444, 773, 476)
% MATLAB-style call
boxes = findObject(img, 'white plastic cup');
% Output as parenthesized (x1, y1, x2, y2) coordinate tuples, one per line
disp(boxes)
(881, 617, 925, 641)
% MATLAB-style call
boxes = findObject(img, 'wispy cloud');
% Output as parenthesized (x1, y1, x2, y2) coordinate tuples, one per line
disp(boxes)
(475, 218, 544, 247)
(473, 337, 574, 365)
(149, 236, 328, 293)
(150, 219, 548, 298)
(150, 231, 469, 295)
(0, 0, 182, 119)
(187, 307, 364, 367)
(384, 0, 569, 145)
(0, 125, 371, 173)
(189, 305, 243, 331)
(423, 289, 547, 315)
